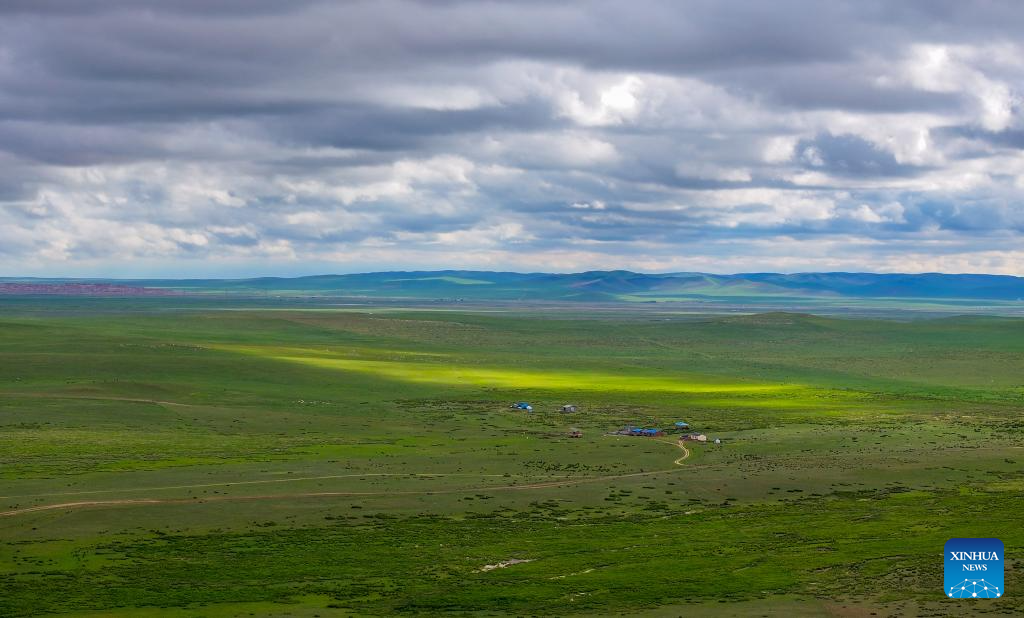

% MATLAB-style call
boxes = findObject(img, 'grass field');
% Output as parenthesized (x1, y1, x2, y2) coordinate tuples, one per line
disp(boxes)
(2, 299, 1023, 616)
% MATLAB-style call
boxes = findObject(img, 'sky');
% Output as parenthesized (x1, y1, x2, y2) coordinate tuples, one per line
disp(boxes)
(1, 0, 1023, 277)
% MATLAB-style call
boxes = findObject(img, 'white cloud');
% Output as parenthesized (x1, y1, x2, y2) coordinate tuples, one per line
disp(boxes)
(557, 74, 645, 126)
(848, 202, 905, 224)
(762, 136, 797, 164)
(1, 3, 1024, 276)
(898, 43, 1020, 132)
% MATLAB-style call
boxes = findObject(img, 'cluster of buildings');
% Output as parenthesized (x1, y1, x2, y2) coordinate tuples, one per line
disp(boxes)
(507, 402, 723, 445)
(509, 402, 577, 413)
(615, 421, 722, 444)
(617, 426, 665, 437)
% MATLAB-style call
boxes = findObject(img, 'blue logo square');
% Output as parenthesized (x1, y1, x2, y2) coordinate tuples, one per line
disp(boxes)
(945, 538, 1003, 599)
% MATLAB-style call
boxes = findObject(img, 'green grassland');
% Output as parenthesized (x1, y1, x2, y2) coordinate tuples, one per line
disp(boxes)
(2, 301, 1024, 616)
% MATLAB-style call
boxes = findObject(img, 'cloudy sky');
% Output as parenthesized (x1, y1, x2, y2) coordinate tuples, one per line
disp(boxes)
(2, 0, 1023, 277)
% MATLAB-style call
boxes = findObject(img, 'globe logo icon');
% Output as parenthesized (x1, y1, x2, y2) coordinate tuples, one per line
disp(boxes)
(948, 579, 1001, 598)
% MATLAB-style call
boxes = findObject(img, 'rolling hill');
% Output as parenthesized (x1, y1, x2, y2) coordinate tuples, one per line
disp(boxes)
(3, 271, 1024, 305)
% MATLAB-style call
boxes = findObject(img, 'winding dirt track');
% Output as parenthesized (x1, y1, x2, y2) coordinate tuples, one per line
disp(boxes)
(0, 438, 693, 519)
(1, 392, 200, 407)
(0, 473, 511, 501)
(663, 438, 691, 465)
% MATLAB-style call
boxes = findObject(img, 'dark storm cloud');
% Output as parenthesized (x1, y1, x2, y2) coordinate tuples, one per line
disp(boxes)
(266, 100, 565, 152)
(1, 1, 1011, 126)
(0, 121, 172, 166)
(0, 0, 1022, 275)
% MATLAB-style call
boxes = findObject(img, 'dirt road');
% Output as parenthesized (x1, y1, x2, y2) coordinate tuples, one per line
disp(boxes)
(0, 438, 695, 519)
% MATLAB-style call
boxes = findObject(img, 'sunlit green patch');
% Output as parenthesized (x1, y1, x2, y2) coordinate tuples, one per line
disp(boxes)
(218, 344, 798, 395)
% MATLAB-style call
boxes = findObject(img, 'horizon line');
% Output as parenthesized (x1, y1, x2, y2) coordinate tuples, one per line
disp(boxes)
(2, 269, 1023, 281)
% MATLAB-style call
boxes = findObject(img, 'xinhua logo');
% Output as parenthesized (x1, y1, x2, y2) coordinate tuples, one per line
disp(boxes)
(945, 538, 1004, 599)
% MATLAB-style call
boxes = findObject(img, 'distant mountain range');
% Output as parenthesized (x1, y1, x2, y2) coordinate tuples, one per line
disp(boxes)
(3, 271, 1024, 304)
(0, 282, 181, 297)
